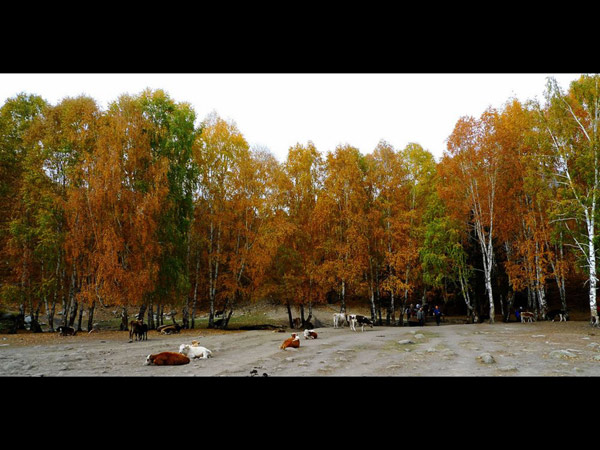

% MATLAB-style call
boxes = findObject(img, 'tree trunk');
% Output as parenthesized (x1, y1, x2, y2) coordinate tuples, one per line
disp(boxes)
(45, 297, 56, 332)
(340, 279, 346, 314)
(286, 301, 294, 328)
(190, 255, 200, 329)
(87, 300, 95, 332)
(369, 284, 377, 324)
(77, 305, 83, 332)
(182, 298, 189, 329)
(137, 303, 147, 322)
(68, 300, 78, 328)
(484, 268, 494, 323)
(390, 291, 395, 325)
(147, 301, 154, 329)
(588, 216, 599, 326)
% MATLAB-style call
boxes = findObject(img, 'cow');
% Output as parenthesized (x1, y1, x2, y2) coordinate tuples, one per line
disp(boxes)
(129, 320, 148, 341)
(520, 311, 535, 323)
(303, 329, 318, 339)
(280, 333, 300, 350)
(333, 313, 347, 328)
(57, 326, 76, 336)
(179, 343, 212, 359)
(158, 324, 181, 335)
(348, 314, 374, 332)
(145, 352, 190, 366)
(546, 309, 568, 322)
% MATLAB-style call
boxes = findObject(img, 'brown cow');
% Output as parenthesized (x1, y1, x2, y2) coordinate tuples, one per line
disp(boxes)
(145, 352, 190, 366)
(280, 333, 300, 350)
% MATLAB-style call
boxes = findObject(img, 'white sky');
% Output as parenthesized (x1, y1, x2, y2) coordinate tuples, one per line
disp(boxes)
(0, 73, 583, 161)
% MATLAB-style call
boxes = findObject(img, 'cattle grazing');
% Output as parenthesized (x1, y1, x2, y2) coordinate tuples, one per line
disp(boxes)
(57, 326, 76, 336)
(520, 311, 535, 323)
(145, 352, 190, 366)
(303, 329, 318, 339)
(348, 314, 374, 332)
(129, 320, 148, 341)
(546, 309, 568, 322)
(280, 333, 300, 350)
(333, 313, 347, 328)
(292, 317, 302, 329)
(158, 324, 181, 335)
(179, 343, 212, 359)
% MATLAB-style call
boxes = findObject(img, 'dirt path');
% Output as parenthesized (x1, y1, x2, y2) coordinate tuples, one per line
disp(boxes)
(2, 319, 600, 376)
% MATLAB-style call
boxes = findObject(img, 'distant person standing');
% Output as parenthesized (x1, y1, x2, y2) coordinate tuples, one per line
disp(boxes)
(433, 305, 442, 326)
(515, 307, 521, 322)
(417, 307, 425, 326)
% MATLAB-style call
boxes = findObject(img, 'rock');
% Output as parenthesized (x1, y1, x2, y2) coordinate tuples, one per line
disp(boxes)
(478, 353, 495, 364)
(414, 333, 425, 339)
(398, 339, 415, 345)
(549, 349, 577, 359)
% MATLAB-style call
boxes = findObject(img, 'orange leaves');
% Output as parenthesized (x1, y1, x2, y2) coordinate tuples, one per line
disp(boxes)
(65, 94, 170, 307)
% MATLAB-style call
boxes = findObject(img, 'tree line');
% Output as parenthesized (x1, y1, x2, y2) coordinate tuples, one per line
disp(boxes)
(1, 75, 599, 332)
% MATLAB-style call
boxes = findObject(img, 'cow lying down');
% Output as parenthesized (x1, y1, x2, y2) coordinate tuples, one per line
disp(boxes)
(303, 329, 318, 339)
(145, 352, 190, 366)
(179, 343, 212, 359)
(280, 333, 300, 350)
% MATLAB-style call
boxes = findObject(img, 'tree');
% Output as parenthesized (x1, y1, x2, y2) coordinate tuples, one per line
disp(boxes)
(137, 90, 198, 327)
(194, 113, 256, 328)
(441, 110, 506, 323)
(420, 193, 475, 319)
(0, 93, 47, 327)
(365, 141, 411, 324)
(535, 74, 600, 325)
(275, 142, 325, 327)
(315, 144, 369, 315)
(65, 94, 169, 329)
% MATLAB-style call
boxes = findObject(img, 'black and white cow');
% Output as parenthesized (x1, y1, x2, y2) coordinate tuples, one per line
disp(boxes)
(348, 314, 374, 332)
(546, 309, 568, 322)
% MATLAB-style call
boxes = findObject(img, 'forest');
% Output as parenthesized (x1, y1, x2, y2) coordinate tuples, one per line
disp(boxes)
(1, 74, 599, 333)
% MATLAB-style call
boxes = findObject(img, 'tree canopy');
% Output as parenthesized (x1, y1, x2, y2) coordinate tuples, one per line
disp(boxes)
(2, 76, 600, 331)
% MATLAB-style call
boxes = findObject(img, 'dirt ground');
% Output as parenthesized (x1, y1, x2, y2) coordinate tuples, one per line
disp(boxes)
(2, 305, 600, 377)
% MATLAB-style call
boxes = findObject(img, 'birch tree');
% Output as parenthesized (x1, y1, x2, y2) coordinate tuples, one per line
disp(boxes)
(536, 74, 600, 326)
(442, 110, 503, 323)
(315, 145, 369, 314)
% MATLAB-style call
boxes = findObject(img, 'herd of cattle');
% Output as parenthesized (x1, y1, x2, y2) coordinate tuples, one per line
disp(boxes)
(137, 312, 375, 366)
(52, 309, 568, 366)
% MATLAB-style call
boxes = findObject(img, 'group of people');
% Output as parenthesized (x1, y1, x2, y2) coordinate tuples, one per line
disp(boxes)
(404, 304, 443, 326)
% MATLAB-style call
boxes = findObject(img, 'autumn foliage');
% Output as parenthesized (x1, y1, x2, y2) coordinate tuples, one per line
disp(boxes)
(2, 76, 600, 332)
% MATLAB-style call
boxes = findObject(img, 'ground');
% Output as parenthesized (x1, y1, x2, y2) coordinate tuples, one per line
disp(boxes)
(1, 304, 600, 377)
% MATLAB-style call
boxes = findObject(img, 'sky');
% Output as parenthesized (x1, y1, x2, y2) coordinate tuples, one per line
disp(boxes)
(0, 73, 584, 161)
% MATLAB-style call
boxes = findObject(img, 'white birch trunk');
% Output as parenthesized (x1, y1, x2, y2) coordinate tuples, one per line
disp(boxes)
(587, 214, 599, 325)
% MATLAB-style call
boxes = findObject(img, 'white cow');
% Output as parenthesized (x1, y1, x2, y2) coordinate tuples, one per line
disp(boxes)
(333, 313, 347, 328)
(179, 343, 212, 359)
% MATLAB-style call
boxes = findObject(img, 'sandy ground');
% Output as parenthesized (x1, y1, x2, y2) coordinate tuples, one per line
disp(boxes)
(2, 314, 600, 377)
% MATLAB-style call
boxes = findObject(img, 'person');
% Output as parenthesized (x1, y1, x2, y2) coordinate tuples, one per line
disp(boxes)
(417, 307, 425, 326)
(406, 304, 414, 321)
(515, 307, 521, 322)
(433, 305, 442, 326)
